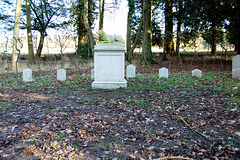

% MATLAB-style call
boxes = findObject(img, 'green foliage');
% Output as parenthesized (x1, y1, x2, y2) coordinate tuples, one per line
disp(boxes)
(202, 27, 224, 46)
(129, 0, 163, 49)
(21, 0, 70, 31)
(76, 41, 92, 59)
(71, 0, 97, 58)
(152, 16, 163, 48)
(224, 0, 239, 52)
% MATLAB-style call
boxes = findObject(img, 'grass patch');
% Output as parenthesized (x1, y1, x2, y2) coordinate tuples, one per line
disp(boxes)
(0, 71, 239, 106)
(0, 100, 14, 111)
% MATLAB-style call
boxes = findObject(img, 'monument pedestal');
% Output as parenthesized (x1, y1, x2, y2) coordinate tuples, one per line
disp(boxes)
(92, 43, 127, 89)
(232, 55, 240, 78)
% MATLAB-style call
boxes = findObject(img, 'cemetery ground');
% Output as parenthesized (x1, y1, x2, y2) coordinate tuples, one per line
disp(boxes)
(0, 54, 240, 159)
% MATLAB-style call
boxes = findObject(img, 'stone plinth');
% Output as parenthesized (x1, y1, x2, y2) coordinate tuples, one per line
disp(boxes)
(92, 43, 127, 89)
(232, 55, 240, 78)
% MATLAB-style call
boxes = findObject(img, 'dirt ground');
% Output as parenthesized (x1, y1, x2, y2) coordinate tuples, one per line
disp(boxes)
(0, 54, 240, 159)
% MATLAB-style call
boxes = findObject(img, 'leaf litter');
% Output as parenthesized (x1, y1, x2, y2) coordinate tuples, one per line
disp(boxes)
(0, 69, 240, 159)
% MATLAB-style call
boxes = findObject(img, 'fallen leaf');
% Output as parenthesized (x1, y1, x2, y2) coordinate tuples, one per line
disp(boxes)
(228, 119, 237, 124)
(235, 132, 240, 137)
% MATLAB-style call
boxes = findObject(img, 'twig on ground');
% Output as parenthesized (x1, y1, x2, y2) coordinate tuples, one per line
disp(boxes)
(154, 156, 194, 160)
(180, 117, 214, 142)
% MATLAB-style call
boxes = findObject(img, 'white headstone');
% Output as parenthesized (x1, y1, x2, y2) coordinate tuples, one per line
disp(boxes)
(57, 69, 66, 81)
(159, 67, 169, 78)
(91, 68, 94, 79)
(232, 55, 240, 78)
(192, 69, 202, 78)
(127, 64, 136, 78)
(23, 68, 32, 82)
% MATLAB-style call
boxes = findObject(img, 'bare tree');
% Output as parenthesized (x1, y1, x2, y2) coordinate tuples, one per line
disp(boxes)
(141, 0, 153, 64)
(83, 0, 95, 53)
(49, 34, 72, 68)
(99, 0, 105, 31)
(25, 0, 35, 64)
(12, 0, 21, 71)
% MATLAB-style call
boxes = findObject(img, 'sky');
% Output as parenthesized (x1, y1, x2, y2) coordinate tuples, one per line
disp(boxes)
(0, 0, 129, 44)
(96, 0, 128, 41)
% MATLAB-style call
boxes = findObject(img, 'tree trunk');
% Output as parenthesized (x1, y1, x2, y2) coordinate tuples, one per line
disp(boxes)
(163, 0, 174, 60)
(236, 0, 240, 54)
(141, 0, 152, 65)
(126, 0, 134, 62)
(26, 0, 35, 64)
(99, 0, 104, 31)
(210, 0, 217, 55)
(176, 0, 182, 56)
(84, 0, 95, 54)
(128, 18, 143, 63)
(211, 24, 217, 55)
(36, 30, 46, 58)
(12, 0, 22, 71)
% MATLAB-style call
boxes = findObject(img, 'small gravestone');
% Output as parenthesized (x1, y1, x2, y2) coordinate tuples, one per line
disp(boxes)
(192, 69, 202, 78)
(23, 68, 32, 82)
(159, 67, 169, 78)
(57, 69, 66, 81)
(91, 68, 94, 79)
(232, 55, 240, 78)
(127, 64, 136, 78)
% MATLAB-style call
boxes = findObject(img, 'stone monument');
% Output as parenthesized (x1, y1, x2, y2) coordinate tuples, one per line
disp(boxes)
(92, 32, 127, 89)
(232, 55, 240, 78)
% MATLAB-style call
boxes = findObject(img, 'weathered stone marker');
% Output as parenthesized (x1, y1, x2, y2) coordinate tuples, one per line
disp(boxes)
(57, 69, 66, 81)
(232, 55, 240, 78)
(159, 67, 169, 78)
(192, 69, 202, 78)
(91, 68, 94, 79)
(23, 68, 32, 82)
(92, 43, 127, 89)
(127, 64, 136, 78)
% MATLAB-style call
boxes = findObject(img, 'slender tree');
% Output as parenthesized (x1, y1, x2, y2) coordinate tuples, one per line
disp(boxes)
(83, 0, 95, 54)
(72, 0, 96, 58)
(25, 0, 35, 64)
(12, 0, 22, 71)
(25, 0, 68, 58)
(176, 0, 182, 56)
(141, 0, 153, 64)
(197, 0, 225, 55)
(235, 0, 240, 54)
(126, 0, 135, 62)
(163, 0, 174, 60)
(225, 0, 240, 54)
(99, 0, 105, 31)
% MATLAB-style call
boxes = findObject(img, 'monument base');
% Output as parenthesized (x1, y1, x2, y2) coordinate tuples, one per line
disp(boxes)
(92, 80, 127, 89)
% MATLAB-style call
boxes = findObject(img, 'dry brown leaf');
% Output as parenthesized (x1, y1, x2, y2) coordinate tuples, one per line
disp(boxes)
(228, 119, 237, 124)
(235, 132, 240, 137)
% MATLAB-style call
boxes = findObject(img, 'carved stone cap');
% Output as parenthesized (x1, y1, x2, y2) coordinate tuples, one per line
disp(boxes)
(94, 43, 125, 51)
